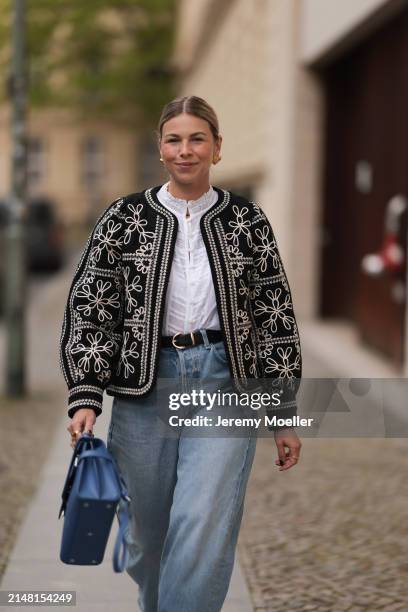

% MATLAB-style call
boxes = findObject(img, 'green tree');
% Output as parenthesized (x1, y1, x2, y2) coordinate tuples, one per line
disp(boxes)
(0, 0, 177, 126)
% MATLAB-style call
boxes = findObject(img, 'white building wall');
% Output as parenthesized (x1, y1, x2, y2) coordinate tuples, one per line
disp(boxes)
(300, 0, 401, 63)
(174, 0, 302, 300)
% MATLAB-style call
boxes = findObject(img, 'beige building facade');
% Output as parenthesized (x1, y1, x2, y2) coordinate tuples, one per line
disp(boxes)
(0, 105, 142, 227)
(173, 0, 408, 376)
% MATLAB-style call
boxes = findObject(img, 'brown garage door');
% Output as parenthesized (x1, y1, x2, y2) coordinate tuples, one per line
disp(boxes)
(320, 7, 408, 367)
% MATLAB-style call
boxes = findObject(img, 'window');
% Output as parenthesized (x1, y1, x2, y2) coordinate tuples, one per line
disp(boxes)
(81, 136, 104, 190)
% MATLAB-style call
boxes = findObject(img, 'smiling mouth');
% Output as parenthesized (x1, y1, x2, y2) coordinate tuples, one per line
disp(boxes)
(176, 163, 198, 167)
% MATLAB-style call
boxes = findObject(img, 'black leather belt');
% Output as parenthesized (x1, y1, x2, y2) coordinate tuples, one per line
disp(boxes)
(161, 329, 223, 349)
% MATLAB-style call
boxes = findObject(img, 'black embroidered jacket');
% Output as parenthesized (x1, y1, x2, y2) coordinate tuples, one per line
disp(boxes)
(59, 185, 302, 421)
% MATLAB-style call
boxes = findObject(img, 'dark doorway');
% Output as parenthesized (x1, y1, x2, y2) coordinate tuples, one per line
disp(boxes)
(320, 7, 408, 367)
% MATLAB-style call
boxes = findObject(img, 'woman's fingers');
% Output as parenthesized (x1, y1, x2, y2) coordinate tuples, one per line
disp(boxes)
(84, 411, 96, 434)
(274, 429, 302, 471)
(274, 436, 287, 466)
(66, 409, 97, 448)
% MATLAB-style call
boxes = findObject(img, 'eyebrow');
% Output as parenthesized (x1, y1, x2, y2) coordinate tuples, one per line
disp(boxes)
(164, 132, 207, 138)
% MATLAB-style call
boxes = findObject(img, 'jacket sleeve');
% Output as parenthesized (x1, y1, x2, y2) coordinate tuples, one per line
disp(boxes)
(248, 203, 302, 431)
(59, 198, 125, 419)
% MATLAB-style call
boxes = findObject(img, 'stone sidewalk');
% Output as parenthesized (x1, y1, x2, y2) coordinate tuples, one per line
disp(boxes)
(0, 256, 253, 611)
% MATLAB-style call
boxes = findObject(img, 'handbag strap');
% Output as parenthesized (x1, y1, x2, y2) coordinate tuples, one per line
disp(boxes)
(76, 447, 131, 573)
(113, 496, 130, 573)
(58, 435, 95, 519)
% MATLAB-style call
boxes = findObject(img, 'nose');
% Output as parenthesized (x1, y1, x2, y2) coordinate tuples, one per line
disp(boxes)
(179, 140, 193, 157)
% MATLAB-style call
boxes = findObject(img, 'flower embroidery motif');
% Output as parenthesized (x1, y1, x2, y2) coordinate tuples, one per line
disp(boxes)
(243, 343, 257, 376)
(97, 370, 111, 384)
(226, 205, 252, 247)
(73, 328, 83, 344)
(116, 331, 139, 378)
(264, 346, 301, 388)
(131, 306, 145, 341)
(237, 309, 251, 343)
(123, 266, 143, 313)
(227, 244, 245, 278)
(238, 279, 250, 309)
(251, 201, 262, 215)
(83, 272, 96, 285)
(124, 203, 155, 245)
(247, 268, 262, 299)
(257, 328, 275, 358)
(134, 242, 153, 274)
(60, 192, 301, 414)
(92, 219, 123, 264)
(254, 288, 294, 333)
(71, 331, 114, 374)
(76, 280, 120, 322)
(253, 225, 279, 273)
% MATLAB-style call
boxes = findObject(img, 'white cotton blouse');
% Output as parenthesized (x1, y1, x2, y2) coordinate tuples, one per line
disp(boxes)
(156, 181, 221, 336)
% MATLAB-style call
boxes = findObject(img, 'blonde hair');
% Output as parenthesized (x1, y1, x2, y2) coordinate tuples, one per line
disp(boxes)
(156, 95, 220, 142)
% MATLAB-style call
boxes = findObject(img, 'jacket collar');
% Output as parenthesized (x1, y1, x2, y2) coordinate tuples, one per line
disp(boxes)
(146, 184, 229, 225)
(156, 181, 216, 217)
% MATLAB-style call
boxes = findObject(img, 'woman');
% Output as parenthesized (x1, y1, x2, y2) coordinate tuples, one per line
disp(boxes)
(60, 95, 302, 611)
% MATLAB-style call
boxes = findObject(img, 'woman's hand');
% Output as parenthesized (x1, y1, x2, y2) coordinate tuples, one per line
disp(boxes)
(67, 408, 97, 449)
(274, 427, 301, 471)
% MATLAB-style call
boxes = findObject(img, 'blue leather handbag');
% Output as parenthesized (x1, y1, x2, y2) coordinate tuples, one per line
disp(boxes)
(59, 433, 131, 572)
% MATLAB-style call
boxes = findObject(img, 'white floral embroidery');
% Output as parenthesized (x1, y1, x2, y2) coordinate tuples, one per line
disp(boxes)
(227, 244, 245, 277)
(251, 201, 262, 215)
(124, 203, 155, 245)
(73, 328, 82, 343)
(257, 328, 275, 358)
(123, 266, 143, 313)
(83, 272, 96, 285)
(253, 225, 279, 273)
(226, 205, 252, 247)
(131, 306, 145, 341)
(264, 346, 301, 386)
(59, 191, 301, 404)
(238, 279, 250, 308)
(134, 242, 153, 274)
(99, 320, 119, 334)
(243, 344, 257, 375)
(237, 309, 251, 343)
(92, 219, 123, 264)
(247, 268, 262, 299)
(97, 370, 111, 384)
(76, 280, 120, 322)
(71, 331, 114, 374)
(254, 288, 294, 333)
(116, 331, 139, 378)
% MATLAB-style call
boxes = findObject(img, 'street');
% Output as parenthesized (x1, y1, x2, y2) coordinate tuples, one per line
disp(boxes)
(0, 258, 407, 611)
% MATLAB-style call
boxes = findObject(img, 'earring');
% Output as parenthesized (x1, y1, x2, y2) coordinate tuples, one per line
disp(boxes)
(159, 157, 164, 162)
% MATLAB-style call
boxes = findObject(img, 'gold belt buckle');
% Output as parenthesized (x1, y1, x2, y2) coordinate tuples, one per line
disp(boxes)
(171, 331, 196, 349)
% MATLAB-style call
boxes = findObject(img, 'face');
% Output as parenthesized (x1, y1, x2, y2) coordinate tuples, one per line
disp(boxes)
(159, 113, 222, 188)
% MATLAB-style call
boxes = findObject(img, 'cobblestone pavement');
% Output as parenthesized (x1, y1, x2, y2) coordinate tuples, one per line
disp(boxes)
(238, 435, 408, 611)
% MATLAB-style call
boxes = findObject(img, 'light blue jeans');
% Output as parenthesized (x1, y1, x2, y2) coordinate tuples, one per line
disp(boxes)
(107, 330, 257, 612)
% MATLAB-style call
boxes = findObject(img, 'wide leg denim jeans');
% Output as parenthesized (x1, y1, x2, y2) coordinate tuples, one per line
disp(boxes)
(107, 329, 257, 612)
